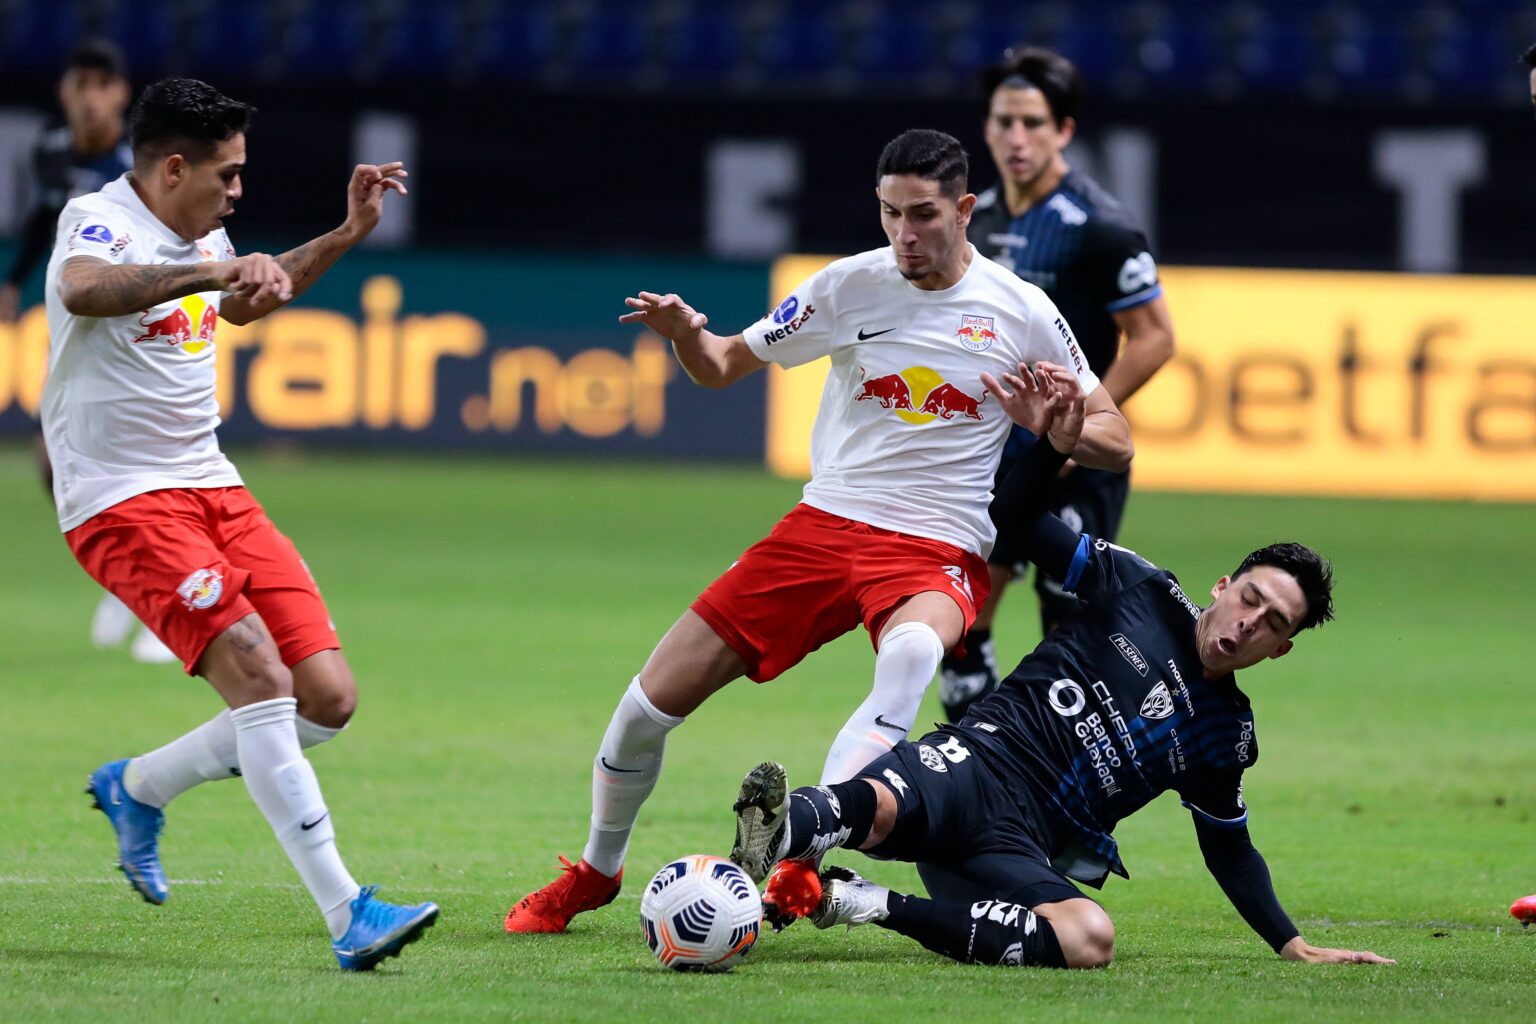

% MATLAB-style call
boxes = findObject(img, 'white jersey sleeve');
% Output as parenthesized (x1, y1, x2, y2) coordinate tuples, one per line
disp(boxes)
(741, 264, 838, 368)
(1026, 288, 1102, 397)
(56, 199, 137, 267)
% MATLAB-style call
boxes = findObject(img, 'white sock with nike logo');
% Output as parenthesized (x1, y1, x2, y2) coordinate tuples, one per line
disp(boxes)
(231, 697, 359, 940)
(820, 620, 944, 785)
(582, 677, 684, 878)
(123, 709, 345, 809)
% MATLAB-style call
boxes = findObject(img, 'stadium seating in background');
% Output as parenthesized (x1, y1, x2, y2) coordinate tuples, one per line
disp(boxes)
(1, 0, 1533, 104)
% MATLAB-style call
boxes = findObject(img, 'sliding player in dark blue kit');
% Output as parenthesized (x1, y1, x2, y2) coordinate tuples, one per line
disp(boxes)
(730, 362, 1394, 969)
(940, 46, 1176, 722)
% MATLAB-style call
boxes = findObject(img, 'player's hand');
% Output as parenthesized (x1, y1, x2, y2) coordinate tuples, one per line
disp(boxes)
(218, 253, 293, 305)
(340, 162, 409, 242)
(1035, 361, 1086, 455)
(619, 291, 708, 343)
(980, 361, 1058, 435)
(1280, 937, 1396, 965)
(0, 282, 20, 324)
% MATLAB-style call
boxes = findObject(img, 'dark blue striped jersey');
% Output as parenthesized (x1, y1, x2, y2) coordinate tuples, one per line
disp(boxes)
(7, 126, 133, 287)
(968, 170, 1160, 460)
(956, 537, 1256, 887)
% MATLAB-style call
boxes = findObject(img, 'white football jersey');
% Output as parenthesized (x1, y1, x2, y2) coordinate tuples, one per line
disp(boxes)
(743, 245, 1101, 557)
(41, 174, 241, 531)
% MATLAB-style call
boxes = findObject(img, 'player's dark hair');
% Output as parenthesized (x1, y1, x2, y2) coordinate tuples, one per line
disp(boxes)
(978, 45, 1084, 126)
(876, 129, 968, 199)
(130, 78, 254, 166)
(1233, 542, 1334, 634)
(1523, 43, 1536, 69)
(65, 38, 127, 80)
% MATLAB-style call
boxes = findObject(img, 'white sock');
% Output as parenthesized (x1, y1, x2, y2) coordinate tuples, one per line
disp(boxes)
(230, 697, 360, 940)
(582, 677, 684, 878)
(820, 621, 944, 785)
(123, 710, 346, 809)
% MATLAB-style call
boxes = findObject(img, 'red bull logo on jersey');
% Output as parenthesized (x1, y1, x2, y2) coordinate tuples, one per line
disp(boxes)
(954, 314, 998, 353)
(133, 295, 218, 354)
(176, 568, 224, 610)
(854, 365, 986, 424)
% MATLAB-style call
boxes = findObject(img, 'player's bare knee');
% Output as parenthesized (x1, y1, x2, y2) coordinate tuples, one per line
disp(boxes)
(292, 653, 357, 727)
(1061, 906, 1115, 969)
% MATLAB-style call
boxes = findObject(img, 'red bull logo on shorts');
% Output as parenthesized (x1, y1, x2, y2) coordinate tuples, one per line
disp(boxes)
(133, 295, 218, 354)
(176, 568, 224, 610)
(854, 365, 987, 424)
(954, 314, 998, 353)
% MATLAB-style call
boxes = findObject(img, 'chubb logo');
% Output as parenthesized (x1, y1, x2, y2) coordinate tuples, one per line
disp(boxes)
(134, 294, 218, 354)
(854, 365, 986, 423)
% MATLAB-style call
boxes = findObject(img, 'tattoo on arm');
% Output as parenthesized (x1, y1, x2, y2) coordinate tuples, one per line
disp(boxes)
(225, 230, 349, 323)
(61, 259, 222, 317)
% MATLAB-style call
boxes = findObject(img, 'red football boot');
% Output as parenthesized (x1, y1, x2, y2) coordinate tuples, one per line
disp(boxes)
(1510, 895, 1536, 927)
(761, 857, 822, 931)
(505, 856, 622, 934)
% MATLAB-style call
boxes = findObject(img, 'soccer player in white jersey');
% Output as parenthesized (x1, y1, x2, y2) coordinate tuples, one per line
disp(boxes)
(45, 78, 436, 970)
(505, 129, 1135, 934)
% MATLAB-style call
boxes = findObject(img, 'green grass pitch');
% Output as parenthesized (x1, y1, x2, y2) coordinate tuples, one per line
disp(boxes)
(1, 441, 1533, 1022)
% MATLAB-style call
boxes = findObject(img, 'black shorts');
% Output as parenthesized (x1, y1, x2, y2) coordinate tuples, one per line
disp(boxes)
(858, 729, 1086, 909)
(990, 465, 1130, 621)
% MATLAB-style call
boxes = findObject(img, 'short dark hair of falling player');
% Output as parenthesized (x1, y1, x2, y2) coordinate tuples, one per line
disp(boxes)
(130, 78, 255, 165)
(876, 129, 969, 199)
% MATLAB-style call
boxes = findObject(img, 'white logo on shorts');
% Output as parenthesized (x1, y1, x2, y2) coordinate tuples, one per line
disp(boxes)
(918, 744, 948, 773)
(177, 568, 224, 610)
(943, 564, 973, 603)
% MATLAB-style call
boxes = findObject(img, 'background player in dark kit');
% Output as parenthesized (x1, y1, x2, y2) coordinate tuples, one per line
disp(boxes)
(731, 362, 1392, 969)
(941, 46, 1177, 722)
(1, 39, 132, 323)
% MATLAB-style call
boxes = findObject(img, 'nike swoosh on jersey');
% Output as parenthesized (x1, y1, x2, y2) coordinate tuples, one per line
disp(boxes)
(857, 327, 896, 340)
(600, 757, 642, 774)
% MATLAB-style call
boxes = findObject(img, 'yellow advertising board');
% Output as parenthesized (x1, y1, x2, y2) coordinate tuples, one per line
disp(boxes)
(766, 258, 1536, 501)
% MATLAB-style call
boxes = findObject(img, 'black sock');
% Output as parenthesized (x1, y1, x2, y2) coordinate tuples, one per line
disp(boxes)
(880, 892, 1067, 968)
(940, 627, 998, 723)
(783, 780, 878, 860)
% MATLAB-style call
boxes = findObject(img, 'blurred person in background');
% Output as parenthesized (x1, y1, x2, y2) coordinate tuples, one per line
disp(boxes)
(2, 40, 174, 662)
(940, 46, 1176, 723)
(49, 76, 435, 970)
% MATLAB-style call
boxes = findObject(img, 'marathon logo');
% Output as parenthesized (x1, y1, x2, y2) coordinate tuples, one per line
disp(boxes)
(762, 303, 815, 345)
(1110, 633, 1148, 676)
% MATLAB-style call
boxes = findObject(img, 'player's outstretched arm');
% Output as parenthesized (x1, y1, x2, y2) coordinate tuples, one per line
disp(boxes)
(1069, 383, 1133, 472)
(57, 254, 287, 318)
(618, 290, 765, 388)
(221, 162, 408, 325)
(1280, 937, 1395, 965)
(1192, 815, 1395, 965)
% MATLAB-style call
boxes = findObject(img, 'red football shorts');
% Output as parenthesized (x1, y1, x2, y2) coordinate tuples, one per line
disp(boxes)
(65, 486, 340, 675)
(691, 504, 989, 683)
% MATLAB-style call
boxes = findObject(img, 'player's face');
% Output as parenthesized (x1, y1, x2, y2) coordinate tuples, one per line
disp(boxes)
(1195, 565, 1307, 675)
(58, 69, 129, 141)
(172, 135, 246, 238)
(876, 175, 975, 284)
(984, 86, 1072, 191)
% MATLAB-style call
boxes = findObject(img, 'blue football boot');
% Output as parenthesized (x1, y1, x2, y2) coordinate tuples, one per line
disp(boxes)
(332, 886, 439, 971)
(85, 758, 168, 905)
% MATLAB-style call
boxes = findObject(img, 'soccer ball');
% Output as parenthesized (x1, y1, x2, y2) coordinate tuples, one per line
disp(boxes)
(640, 854, 762, 972)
